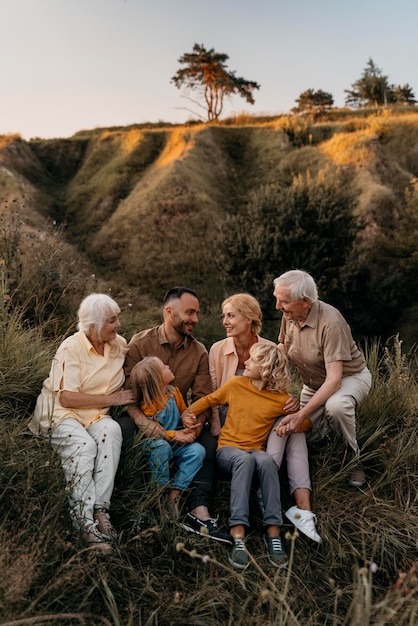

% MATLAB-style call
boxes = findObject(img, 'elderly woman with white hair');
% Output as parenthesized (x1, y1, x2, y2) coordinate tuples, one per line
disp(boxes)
(29, 293, 135, 552)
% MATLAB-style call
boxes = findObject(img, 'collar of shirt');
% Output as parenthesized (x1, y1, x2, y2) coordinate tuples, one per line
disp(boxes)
(157, 323, 192, 350)
(290, 301, 319, 330)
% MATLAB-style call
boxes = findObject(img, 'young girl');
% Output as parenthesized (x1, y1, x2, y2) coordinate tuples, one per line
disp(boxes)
(188, 343, 300, 570)
(130, 356, 205, 520)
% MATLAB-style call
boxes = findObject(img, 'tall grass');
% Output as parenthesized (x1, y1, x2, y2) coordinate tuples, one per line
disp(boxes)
(1, 277, 417, 625)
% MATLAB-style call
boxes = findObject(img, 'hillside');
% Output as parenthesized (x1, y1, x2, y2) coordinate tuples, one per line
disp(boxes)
(0, 108, 417, 347)
(1, 112, 418, 625)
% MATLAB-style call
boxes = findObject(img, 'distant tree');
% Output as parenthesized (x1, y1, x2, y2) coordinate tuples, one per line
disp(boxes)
(345, 58, 390, 107)
(387, 83, 417, 105)
(292, 88, 334, 116)
(171, 43, 260, 122)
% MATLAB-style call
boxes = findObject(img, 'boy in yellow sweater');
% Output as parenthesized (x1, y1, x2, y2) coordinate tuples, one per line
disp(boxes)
(188, 343, 292, 570)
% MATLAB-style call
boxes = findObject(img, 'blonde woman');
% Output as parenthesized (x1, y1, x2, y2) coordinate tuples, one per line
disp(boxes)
(209, 293, 321, 545)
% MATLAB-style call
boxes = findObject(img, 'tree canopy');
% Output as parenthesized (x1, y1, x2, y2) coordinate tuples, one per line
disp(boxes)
(171, 43, 260, 121)
(345, 58, 416, 107)
(292, 88, 334, 116)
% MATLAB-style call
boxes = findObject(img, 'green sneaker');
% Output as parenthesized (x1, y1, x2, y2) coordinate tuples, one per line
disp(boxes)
(264, 535, 288, 568)
(228, 538, 249, 570)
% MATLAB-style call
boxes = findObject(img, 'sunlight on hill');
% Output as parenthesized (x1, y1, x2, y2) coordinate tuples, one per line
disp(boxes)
(320, 129, 378, 168)
(120, 128, 144, 154)
(156, 127, 200, 168)
(0, 134, 21, 153)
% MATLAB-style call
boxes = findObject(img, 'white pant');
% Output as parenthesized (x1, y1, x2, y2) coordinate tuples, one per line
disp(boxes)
(302, 368, 372, 457)
(49, 417, 122, 528)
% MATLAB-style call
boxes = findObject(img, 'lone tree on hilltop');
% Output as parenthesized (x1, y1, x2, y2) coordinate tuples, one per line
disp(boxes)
(171, 43, 260, 121)
(345, 58, 391, 107)
(292, 88, 334, 117)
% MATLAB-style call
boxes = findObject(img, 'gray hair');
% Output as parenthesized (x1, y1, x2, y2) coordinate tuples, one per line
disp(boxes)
(77, 293, 120, 337)
(273, 270, 318, 302)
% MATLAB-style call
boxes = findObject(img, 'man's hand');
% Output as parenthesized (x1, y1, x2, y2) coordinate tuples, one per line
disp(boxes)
(274, 411, 307, 436)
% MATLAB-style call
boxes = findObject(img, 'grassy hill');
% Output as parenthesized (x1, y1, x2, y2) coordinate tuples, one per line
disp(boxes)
(1, 107, 418, 347)
(0, 109, 418, 624)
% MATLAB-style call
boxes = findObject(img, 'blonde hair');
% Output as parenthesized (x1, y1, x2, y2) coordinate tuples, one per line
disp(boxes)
(221, 293, 262, 336)
(130, 356, 171, 410)
(249, 343, 290, 393)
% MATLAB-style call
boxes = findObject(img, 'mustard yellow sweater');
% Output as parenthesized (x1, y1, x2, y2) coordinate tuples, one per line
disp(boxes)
(188, 376, 290, 451)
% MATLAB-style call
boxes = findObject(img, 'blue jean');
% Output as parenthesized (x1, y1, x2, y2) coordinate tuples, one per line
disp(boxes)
(216, 446, 283, 529)
(144, 439, 206, 492)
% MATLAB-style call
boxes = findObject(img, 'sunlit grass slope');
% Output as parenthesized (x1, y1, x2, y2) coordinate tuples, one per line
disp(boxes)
(0, 107, 418, 344)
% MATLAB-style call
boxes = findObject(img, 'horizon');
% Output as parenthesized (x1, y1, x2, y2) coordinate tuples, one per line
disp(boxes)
(1, 0, 418, 140)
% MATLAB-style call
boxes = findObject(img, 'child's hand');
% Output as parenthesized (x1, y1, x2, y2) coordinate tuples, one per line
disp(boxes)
(173, 429, 196, 444)
(284, 395, 300, 413)
(181, 409, 197, 428)
(274, 411, 310, 436)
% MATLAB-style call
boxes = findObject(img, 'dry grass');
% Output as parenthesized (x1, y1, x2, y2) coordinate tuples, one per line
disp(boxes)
(1, 285, 417, 626)
(0, 112, 418, 622)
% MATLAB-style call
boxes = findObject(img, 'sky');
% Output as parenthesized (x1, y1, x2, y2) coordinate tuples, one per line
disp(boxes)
(1, 0, 417, 140)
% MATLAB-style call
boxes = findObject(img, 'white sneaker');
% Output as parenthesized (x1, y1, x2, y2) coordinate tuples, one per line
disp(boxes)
(285, 506, 322, 543)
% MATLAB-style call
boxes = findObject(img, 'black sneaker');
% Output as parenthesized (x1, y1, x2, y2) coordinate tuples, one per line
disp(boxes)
(228, 538, 249, 570)
(264, 535, 288, 568)
(181, 512, 234, 545)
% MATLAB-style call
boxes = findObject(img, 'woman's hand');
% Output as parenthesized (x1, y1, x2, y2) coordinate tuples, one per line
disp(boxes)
(60, 388, 135, 410)
(109, 389, 136, 406)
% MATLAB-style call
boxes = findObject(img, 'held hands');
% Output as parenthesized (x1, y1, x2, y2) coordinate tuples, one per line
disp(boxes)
(274, 411, 312, 437)
(173, 428, 198, 444)
(181, 409, 197, 428)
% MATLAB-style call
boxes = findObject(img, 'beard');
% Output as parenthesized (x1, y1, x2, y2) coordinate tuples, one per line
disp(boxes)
(172, 318, 195, 336)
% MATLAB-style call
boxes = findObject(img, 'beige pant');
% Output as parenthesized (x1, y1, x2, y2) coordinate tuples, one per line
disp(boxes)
(49, 417, 122, 528)
(302, 368, 372, 457)
(266, 427, 312, 494)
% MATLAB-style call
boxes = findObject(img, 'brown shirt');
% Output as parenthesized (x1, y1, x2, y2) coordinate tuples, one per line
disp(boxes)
(124, 325, 212, 412)
(279, 300, 366, 390)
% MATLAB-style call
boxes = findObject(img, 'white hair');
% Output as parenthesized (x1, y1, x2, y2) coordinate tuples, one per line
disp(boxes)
(77, 293, 120, 337)
(273, 270, 318, 302)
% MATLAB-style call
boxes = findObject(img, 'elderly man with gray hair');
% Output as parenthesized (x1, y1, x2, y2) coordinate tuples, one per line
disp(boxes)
(272, 269, 371, 488)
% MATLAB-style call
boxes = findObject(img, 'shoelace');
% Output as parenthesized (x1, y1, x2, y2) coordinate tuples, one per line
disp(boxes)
(86, 521, 105, 539)
(207, 517, 218, 528)
(299, 512, 317, 527)
(234, 539, 246, 551)
(269, 537, 283, 551)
